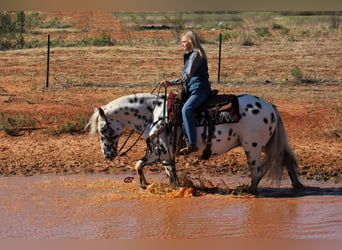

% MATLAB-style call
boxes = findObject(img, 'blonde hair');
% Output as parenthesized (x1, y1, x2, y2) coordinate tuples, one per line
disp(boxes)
(182, 30, 207, 61)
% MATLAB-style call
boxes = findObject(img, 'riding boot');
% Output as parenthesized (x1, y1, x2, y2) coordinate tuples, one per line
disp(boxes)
(180, 144, 198, 155)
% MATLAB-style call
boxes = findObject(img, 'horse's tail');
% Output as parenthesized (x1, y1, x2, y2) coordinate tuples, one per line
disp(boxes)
(85, 107, 99, 136)
(263, 107, 301, 186)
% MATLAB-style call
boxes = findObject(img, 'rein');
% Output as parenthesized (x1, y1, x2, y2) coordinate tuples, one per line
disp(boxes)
(118, 117, 164, 157)
(118, 129, 136, 156)
(118, 83, 167, 157)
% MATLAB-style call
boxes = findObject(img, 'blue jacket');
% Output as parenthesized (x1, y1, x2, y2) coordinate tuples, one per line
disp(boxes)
(170, 49, 210, 92)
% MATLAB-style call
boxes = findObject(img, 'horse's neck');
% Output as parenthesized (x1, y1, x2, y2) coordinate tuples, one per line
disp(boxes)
(107, 94, 166, 135)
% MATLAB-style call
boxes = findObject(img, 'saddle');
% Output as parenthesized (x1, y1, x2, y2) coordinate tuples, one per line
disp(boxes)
(167, 89, 240, 159)
(200, 89, 240, 124)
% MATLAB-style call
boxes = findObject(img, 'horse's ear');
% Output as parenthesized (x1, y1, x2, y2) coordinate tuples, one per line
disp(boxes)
(93, 106, 99, 114)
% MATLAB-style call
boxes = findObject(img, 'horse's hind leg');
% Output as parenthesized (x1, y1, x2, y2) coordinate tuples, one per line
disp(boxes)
(283, 150, 304, 190)
(134, 160, 149, 189)
(245, 148, 267, 194)
(163, 161, 179, 186)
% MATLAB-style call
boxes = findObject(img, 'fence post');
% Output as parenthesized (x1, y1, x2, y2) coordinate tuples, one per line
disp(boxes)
(217, 33, 222, 83)
(46, 34, 50, 88)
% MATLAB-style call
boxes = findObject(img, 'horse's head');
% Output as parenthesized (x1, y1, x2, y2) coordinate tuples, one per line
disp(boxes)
(95, 106, 122, 160)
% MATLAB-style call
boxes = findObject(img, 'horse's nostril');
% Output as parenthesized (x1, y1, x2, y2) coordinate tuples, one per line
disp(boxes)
(105, 150, 117, 161)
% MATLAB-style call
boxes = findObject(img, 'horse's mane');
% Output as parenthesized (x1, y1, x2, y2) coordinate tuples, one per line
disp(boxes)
(85, 107, 99, 135)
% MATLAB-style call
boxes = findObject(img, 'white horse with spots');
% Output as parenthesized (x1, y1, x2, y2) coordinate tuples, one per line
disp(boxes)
(86, 92, 303, 193)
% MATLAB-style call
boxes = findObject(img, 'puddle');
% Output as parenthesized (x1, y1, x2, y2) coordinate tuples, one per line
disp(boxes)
(0, 174, 341, 239)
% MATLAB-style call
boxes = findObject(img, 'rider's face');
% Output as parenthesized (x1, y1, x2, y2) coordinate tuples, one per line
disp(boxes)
(181, 36, 192, 52)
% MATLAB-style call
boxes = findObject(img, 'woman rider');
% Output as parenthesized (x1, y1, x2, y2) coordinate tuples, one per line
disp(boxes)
(161, 30, 211, 155)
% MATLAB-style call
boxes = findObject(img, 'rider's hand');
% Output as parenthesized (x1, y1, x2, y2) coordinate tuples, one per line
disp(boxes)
(161, 80, 170, 87)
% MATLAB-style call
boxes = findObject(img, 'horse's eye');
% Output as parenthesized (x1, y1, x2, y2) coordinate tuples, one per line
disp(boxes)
(100, 128, 106, 134)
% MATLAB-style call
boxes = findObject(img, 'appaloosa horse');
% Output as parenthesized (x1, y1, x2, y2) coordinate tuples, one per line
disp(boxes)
(86, 92, 303, 193)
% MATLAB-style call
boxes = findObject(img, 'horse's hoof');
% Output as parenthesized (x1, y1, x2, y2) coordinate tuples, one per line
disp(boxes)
(140, 183, 150, 189)
(248, 188, 258, 195)
(169, 178, 180, 187)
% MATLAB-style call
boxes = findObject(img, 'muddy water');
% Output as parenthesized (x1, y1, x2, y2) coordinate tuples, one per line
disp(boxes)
(0, 174, 341, 239)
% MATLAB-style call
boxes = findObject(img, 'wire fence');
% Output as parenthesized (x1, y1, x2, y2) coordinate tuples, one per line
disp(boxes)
(1, 11, 341, 89)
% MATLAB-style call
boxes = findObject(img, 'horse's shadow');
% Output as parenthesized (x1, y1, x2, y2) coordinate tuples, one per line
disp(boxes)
(190, 183, 342, 198)
(181, 176, 342, 198)
(255, 185, 342, 198)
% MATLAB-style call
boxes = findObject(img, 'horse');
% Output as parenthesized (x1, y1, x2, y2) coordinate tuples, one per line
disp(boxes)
(86, 91, 304, 193)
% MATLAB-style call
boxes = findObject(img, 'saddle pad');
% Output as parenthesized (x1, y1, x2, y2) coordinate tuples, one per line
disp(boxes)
(195, 108, 240, 126)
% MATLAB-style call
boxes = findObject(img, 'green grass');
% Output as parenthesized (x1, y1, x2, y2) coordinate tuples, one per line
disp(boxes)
(43, 115, 89, 135)
(38, 17, 72, 29)
(0, 111, 37, 135)
(0, 111, 89, 136)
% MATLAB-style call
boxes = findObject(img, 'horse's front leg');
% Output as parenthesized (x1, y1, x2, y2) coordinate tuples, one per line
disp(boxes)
(134, 160, 149, 189)
(162, 160, 179, 186)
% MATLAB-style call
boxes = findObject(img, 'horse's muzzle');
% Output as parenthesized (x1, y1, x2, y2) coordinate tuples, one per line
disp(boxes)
(102, 147, 117, 161)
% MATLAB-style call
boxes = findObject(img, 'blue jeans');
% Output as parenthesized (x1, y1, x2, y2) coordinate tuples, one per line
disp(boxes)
(182, 88, 211, 145)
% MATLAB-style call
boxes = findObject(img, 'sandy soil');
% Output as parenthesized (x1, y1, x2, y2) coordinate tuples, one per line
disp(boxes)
(0, 11, 341, 186)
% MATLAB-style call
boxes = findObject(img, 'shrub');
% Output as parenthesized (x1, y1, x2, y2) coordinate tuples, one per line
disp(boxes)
(26, 11, 42, 28)
(76, 37, 93, 46)
(59, 43, 76, 47)
(27, 38, 41, 48)
(214, 31, 239, 42)
(280, 27, 290, 35)
(44, 115, 89, 135)
(240, 30, 255, 46)
(39, 17, 71, 29)
(289, 66, 318, 84)
(0, 111, 37, 135)
(254, 27, 272, 37)
(16, 33, 25, 48)
(0, 11, 26, 50)
(272, 23, 283, 29)
(290, 66, 303, 83)
(50, 36, 63, 47)
(240, 19, 255, 46)
(93, 34, 115, 46)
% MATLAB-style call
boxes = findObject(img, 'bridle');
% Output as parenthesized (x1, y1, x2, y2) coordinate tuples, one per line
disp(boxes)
(118, 83, 170, 158)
